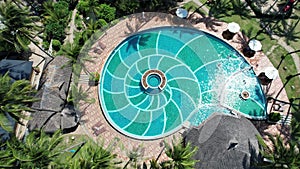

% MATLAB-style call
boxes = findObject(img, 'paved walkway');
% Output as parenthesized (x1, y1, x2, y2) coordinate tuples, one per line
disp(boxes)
(64, 8, 78, 44)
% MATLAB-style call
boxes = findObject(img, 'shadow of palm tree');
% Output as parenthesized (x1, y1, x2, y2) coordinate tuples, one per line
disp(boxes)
(276, 50, 300, 69)
(208, 0, 232, 18)
(274, 18, 300, 45)
(231, 0, 252, 19)
(197, 17, 222, 32)
(233, 28, 253, 50)
(126, 34, 151, 51)
(124, 13, 194, 36)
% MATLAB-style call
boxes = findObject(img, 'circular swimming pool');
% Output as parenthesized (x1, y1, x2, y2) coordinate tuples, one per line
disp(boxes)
(99, 26, 266, 140)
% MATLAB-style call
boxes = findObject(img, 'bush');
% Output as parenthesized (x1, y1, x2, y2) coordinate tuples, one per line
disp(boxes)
(96, 4, 116, 22)
(269, 112, 281, 122)
(89, 72, 100, 82)
(53, 1, 69, 18)
(52, 39, 61, 51)
(89, 72, 100, 86)
(45, 22, 66, 42)
(96, 19, 108, 27)
(42, 41, 50, 50)
(77, 0, 90, 15)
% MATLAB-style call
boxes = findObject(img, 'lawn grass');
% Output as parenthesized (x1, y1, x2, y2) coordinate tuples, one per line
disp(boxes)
(183, 1, 198, 12)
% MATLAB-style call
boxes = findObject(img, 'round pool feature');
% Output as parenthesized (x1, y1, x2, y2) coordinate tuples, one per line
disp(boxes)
(148, 74, 160, 87)
(141, 69, 166, 94)
(99, 26, 266, 140)
(241, 90, 250, 100)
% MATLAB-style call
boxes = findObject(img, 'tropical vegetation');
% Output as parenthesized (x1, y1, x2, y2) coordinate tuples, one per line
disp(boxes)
(0, 130, 63, 168)
(0, 0, 41, 55)
(0, 73, 37, 132)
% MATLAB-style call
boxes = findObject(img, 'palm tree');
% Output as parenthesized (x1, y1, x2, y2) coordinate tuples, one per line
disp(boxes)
(0, 0, 53, 59)
(149, 158, 161, 169)
(81, 19, 104, 42)
(67, 140, 121, 169)
(68, 84, 95, 109)
(60, 41, 94, 77)
(0, 130, 64, 168)
(60, 42, 82, 67)
(42, 0, 61, 24)
(0, 140, 15, 168)
(0, 1, 40, 52)
(160, 138, 198, 169)
(208, 0, 232, 18)
(0, 73, 38, 132)
(123, 145, 144, 169)
(256, 134, 300, 168)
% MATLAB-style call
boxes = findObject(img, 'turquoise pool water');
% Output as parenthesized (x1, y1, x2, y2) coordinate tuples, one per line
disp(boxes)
(148, 74, 160, 87)
(99, 26, 266, 140)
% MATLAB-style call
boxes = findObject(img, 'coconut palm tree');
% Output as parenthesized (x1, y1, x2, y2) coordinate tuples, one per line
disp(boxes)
(0, 0, 53, 59)
(0, 73, 38, 132)
(81, 19, 104, 42)
(256, 134, 300, 168)
(60, 42, 82, 67)
(0, 1, 40, 52)
(123, 145, 144, 169)
(68, 84, 95, 109)
(60, 41, 94, 77)
(160, 138, 198, 169)
(0, 130, 64, 168)
(67, 140, 121, 169)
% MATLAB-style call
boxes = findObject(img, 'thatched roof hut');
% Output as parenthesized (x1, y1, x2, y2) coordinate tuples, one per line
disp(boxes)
(0, 59, 33, 81)
(183, 113, 261, 169)
(28, 56, 79, 133)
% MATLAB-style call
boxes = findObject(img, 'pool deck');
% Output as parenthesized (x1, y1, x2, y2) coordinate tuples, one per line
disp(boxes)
(73, 12, 290, 164)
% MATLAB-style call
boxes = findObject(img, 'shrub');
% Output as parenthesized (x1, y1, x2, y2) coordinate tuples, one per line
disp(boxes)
(52, 39, 61, 51)
(89, 72, 100, 82)
(45, 22, 66, 42)
(96, 19, 108, 27)
(96, 4, 116, 22)
(42, 41, 50, 50)
(53, 1, 69, 18)
(269, 112, 281, 122)
(77, 0, 90, 15)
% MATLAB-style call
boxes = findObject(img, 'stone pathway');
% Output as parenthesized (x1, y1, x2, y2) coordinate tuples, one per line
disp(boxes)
(64, 8, 78, 44)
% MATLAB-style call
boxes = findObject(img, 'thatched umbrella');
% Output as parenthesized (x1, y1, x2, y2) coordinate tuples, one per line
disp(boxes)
(183, 113, 261, 169)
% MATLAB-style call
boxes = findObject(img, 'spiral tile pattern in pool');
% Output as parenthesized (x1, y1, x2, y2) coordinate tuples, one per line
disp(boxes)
(99, 27, 266, 139)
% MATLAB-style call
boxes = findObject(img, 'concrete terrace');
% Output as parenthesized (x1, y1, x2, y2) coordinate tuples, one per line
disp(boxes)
(74, 12, 290, 163)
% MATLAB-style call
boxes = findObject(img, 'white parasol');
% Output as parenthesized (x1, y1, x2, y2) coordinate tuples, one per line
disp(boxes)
(176, 8, 188, 18)
(227, 22, 240, 33)
(248, 39, 262, 52)
(264, 67, 279, 79)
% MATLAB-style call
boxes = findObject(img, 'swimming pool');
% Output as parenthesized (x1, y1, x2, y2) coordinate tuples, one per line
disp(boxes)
(99, 26, 266, 140)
